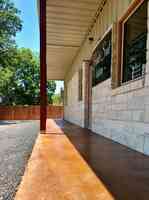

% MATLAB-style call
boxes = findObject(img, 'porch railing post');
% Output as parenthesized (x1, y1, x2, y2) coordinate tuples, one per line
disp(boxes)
(40, 0, 47, 132)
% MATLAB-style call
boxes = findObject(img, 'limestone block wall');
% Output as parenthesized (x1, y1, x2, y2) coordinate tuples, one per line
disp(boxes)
(65, 69, 149, 155)
(64, 0, 149, 155)
(65, 74, 149, 155)
(91, 77, 149, 155)
(64, 72, 84, 127)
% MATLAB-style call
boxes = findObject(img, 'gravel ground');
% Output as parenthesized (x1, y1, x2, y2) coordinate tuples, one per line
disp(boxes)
(0, 120, 39, 200)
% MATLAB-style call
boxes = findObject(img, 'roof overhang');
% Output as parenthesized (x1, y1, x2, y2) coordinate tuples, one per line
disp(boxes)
(40, 0, 103, 80)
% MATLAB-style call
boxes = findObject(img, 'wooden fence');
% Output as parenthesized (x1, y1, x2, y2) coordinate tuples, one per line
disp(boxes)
(0, 105, 64, 120)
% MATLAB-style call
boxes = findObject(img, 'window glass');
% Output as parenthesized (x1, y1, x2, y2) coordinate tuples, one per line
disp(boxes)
(123, 1, 147, 83)
(92, 31, 112, 87)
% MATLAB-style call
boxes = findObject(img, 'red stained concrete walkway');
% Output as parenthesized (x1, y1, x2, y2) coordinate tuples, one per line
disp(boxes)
(15, 119, 149, 200)
(15, 119, 114, 200)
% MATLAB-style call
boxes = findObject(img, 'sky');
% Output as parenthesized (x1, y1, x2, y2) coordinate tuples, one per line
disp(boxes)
(13, 0, 39, 52)
(12, 0, 64, 94)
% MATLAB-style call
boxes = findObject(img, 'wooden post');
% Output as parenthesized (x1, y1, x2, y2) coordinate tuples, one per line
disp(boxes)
(40, 0, 47, 132)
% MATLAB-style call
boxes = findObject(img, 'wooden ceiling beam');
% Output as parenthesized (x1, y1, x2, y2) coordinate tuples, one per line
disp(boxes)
(47, 24, 87, 32)
(47, 43, 80, 48)
(46, 8, 94, 18)
(46, 21, 88, 28)
(47, 0, 98, 7)
(47, 30, 85, 36)
(46, 2, 96, 12)
(46, 13, 91, 21)
(47, 32, 84, 38)
(46, 16, 91, 25)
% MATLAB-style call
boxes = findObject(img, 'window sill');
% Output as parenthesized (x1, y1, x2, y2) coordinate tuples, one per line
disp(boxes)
(112, 76, 145, 96)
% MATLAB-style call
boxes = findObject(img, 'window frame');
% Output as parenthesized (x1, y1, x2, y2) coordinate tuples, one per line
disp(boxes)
(78, 67, 83, 101)
(91, 27, 112, 87)
(118, 0, 146, 85)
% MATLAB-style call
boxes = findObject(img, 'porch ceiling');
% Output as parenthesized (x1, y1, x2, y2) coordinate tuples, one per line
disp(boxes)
(46, 0, 102, 80)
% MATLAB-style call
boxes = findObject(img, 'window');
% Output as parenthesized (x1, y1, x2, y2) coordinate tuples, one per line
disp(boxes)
(91, 31, 112, 87)
(122, 0, 147, 83)
(78, 68, 83, 101)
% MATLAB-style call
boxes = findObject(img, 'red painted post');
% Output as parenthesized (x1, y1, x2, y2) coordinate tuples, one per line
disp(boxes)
(40, 0, 47, 131)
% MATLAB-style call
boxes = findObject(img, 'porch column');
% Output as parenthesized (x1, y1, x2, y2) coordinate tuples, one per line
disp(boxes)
(83, 60, 92, 129)
(40, 0, 47, 131)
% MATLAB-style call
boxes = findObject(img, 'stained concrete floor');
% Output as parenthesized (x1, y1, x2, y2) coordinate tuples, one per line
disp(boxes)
(55, 120, 149, 200)
(0, 121, 39, 200)
(1, 119, 149, 200)
(16, 119, 149, 200)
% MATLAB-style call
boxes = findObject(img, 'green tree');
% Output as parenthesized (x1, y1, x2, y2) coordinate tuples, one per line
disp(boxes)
(0, 1, 56, 105)
(0, 67, 13, 103)
(0, 48, 56, 105)
(52, 93, 63, 105)
(0, 0, 22, 49)
(0, 0, 22, 68)
(0, 0, 22, 104)
(47, 81, 57, 104)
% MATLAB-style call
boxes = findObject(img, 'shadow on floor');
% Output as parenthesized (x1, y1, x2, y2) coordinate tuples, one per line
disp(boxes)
(0, 121, 17, 126)
(55, 120, 149, 200)
(0, 120, 32, 126)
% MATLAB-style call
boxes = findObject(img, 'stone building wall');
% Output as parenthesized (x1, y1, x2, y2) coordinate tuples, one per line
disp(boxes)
(64, 72, 84, 127)
(64, 0, 149, 155)
(91, 77, 149, 155)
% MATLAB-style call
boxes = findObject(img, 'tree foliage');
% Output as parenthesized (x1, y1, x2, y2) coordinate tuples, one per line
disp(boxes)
(0, 0, 56, 105)
(52, 93, 63, 105)
(0, 0, 22, 67)
(47, 81, 57, 104)
(0, 48, 56, 105)
(0, 0, 22, 49)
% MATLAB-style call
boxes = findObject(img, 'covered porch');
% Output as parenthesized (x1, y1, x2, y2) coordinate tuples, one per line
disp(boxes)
(14, 0, 149, 199)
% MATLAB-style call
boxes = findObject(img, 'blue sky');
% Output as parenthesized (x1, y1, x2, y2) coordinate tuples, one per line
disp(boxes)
(12, 0, 63, 93)
(13, 0, 39, 52)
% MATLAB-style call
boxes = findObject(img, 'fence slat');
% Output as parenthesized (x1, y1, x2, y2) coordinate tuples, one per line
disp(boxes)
(0, 105, 64, 120)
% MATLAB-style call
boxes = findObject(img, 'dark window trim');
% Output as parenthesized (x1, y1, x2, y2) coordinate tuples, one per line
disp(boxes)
(91, 29, 112, 87)
(78, 68, 83, 101)
(118, 0, 146, 85)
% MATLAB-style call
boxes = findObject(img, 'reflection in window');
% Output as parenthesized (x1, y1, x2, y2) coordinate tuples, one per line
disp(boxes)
(91, 31, 112, 87)
(123, 1, 147, 83)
